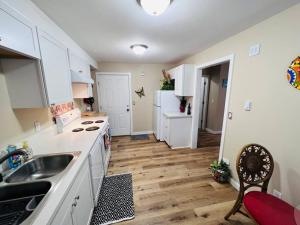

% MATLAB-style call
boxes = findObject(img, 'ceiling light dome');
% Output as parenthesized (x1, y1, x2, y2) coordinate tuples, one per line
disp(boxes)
(138, 0, 172, 16)
(130, 44, 148, 55)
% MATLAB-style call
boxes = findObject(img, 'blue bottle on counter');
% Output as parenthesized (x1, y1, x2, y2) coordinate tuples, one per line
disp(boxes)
(7, 145, 21, 169)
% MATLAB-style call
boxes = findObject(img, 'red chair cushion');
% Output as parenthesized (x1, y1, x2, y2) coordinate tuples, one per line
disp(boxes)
(244, 191, 298, 225)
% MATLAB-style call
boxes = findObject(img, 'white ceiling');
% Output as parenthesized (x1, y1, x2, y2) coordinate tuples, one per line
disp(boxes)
(32, 0, 299, 64)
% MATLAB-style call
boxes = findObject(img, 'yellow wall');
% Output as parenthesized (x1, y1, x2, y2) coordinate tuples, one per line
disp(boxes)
(0, 68, 53, 148)
(180, 4, 300, 205)
(97, 63, 172, 133)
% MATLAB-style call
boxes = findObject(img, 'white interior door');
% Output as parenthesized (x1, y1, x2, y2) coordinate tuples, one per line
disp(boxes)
(96, 73, 131, 136)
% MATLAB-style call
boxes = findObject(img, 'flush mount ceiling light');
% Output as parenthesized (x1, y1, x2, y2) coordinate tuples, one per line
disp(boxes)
(130, 44, 148, 55)
(137, 0, 172, 16)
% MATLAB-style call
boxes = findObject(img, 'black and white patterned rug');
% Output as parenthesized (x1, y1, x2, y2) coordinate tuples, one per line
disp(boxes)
(90, 173, 135, 225)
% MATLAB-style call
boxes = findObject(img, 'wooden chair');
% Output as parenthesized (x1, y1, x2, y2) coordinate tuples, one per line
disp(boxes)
(224, 143, 274, 220)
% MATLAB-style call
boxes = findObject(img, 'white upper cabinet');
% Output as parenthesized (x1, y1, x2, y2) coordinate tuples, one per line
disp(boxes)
(0, 1, 40, 58)
(69, 51, 93, 99)
(169, 64, 195, 97)
(69, 51, 91, 78)
(38, 29, 73, 105)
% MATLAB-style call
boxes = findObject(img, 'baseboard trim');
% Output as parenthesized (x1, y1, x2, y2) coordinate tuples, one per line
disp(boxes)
(230, 178, 240, 191)
(205, 128, 222, 134)
(131, 131, 153, 135)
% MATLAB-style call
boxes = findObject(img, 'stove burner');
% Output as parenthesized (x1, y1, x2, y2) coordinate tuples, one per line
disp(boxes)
(81, 121, 94, 125)
(72, 128, 84, 132)
(95, 120, 104, 124)
(86, 126, 100, 131)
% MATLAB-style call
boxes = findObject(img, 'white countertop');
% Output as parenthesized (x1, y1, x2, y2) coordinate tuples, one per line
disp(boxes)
(163, 112, 192, 118)
(24, 115, 109, 225)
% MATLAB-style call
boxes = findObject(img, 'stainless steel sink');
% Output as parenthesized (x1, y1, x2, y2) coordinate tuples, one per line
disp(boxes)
(5, 153, 75, 183)
(0, 151, 80, 224)
(0, 181, 51, 224)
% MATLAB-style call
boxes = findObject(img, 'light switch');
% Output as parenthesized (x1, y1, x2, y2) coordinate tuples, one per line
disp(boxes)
(244, 100, 252, 111)
(249, 44, 261, 57)
(34, 121, 41, 132)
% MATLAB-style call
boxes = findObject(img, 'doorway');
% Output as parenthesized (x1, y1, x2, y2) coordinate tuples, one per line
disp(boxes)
(198, 63, 229, 148)
(96, 73, 132, 136)
(191, 54, 234, 161)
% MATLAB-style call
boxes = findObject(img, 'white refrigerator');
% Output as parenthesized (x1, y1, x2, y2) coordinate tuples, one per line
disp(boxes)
(153, 90, 180, 141)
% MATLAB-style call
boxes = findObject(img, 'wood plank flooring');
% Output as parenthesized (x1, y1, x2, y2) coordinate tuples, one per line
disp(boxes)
(198, 130, 221, 148)
(108, 135, 255, 225)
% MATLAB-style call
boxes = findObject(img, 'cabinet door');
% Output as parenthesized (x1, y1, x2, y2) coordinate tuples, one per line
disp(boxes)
(164, 117, 171, 146)
(73, 168, 94, 225)
(38, 30, 73, 105)
(89, 135, 105, 204)
(59, 206, 74, 225)
(69, 51, 91, 78)
(50, 195, 74, 225)
(174, 66, 184, 96)
(0, 1, 40, 58)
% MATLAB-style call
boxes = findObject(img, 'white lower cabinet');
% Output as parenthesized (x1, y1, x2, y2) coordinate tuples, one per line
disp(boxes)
(89, 134, 105, 205)
(51, 160, 94, 225)
(163, 114, 192, 149)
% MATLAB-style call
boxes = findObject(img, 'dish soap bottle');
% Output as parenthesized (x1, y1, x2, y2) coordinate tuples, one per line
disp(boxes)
(22, 141, 33, 161)
(6, 145, 21, 169)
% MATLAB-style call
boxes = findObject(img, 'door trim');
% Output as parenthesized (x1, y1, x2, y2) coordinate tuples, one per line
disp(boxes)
(191, 54, 235, 162)
(96, 72, 133, 135)
(199, 76, 209, 130)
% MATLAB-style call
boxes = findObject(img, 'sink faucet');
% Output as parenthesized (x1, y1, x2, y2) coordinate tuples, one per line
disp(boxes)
(0, 148, 28, 165)
(0, 148, 28, 182)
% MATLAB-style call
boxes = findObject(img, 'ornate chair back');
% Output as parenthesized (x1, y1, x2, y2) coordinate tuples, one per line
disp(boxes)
(225, 144, 274, 220)
(237, 144, 274, 192)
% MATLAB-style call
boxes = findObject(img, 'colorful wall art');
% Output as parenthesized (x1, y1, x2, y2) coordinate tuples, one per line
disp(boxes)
(287, 56, 300, 90)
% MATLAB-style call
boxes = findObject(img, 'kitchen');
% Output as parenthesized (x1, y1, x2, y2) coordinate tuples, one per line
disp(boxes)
(1, 0, 300, 225)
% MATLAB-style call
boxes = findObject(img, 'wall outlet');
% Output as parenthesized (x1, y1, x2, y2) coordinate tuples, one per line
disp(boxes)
(222, 158, 230, 165)
(34, 121, 41, 132)
(273, 189, 282, 199)
(249, 44, 261, 57)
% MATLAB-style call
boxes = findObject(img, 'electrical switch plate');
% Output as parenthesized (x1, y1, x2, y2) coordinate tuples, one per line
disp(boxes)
(249, 44, 261, 57)
(34, 121, 41, 132)
(273, 189, 282, 199)
(222, 158, 230, 165)
(244, 100, 252, 111)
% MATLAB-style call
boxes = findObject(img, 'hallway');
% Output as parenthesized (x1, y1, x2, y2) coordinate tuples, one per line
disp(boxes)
(198, 130, 221, 148)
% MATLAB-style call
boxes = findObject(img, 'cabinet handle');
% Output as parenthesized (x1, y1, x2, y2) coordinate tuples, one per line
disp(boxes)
(75, 195, 80, 200)
(72, 202, 77, 207)
(78, 70, 83, 73)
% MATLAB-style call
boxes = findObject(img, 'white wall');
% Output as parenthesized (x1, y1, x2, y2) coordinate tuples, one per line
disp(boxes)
(97, 62, 172, 133)
(180, 3, 300, 206)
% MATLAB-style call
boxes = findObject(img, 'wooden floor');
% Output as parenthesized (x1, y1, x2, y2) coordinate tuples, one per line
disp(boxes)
(108, 135, 255, 225)
(198, 130, 221, 148)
